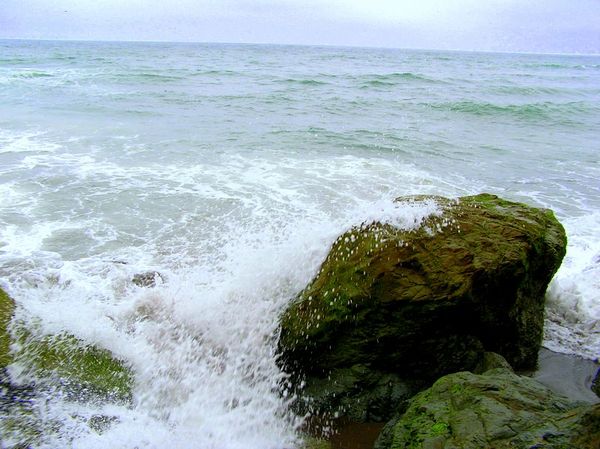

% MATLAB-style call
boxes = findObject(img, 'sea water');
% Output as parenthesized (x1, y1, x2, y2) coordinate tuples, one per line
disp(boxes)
(0, 40, 599, 448)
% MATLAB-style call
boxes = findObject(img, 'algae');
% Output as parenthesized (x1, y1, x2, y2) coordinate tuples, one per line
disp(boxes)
(1, 287, 15, 368)
(377, 370, 600, 449)
(1, 286, 132, 402)
(13, 328, 132, 401)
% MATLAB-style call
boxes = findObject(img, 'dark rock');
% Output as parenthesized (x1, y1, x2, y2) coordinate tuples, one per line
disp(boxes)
(0, 368, 35, 412)
(279, 194, 566, 420)
(375, 369, 600, 449)
(88, 414, 119, 433)
(473, 351, 513, 374)
(592, 367, 600, 399)
(301, 365, 427, 422)
(132, 271, 164, 288)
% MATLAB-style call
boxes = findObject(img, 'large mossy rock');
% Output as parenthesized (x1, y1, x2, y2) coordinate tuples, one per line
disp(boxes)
(278, 194, 566, 419)
(375, 369, 600, 449)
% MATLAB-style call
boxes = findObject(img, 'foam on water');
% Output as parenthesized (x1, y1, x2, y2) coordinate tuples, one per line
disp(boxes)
(0, 130, 61, 154)
(545, 212, 600, 360)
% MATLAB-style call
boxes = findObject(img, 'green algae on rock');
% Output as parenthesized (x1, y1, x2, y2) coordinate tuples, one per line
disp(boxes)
(1, 287, 15, 368)
(375, 369, 600, 449)
(1, 286, 133, 446)
(12, 328, 133, 401)
(1, 286, 132, 402)
(278, 194, 566, 420)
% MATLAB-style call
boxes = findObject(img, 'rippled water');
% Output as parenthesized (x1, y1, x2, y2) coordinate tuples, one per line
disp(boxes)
(1, 40, 599, 448)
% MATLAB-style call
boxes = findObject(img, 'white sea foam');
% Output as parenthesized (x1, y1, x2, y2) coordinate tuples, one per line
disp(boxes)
(545, 212, 600, 360)
(0, 129, 61, 154)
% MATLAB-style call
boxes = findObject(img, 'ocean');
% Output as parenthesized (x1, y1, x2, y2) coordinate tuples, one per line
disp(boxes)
(0, 39, 599, 448)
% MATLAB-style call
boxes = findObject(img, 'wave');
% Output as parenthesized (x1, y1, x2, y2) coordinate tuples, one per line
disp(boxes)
(11, 71, 54, 79)
(100, 72, 186, 83)
(385, 72, 438, 82)
(194, 69, 240, 77)
(523, 62, 568, 69)
(428, 100, 596, 121)
(522, 62, 600, 70)
(491, 85, 565, 96)
(361, 79, 396, 88)
(131, 72, 184, 82)
(277, 78, 328, 86)
(0, 57, 31, 64)
(51, 54, 77, 61)
(359, 72, 441, 88)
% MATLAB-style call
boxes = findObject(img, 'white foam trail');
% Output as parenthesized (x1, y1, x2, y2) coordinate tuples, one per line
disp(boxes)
(0, 129, 61, 154)
(545, 212, 600, 360)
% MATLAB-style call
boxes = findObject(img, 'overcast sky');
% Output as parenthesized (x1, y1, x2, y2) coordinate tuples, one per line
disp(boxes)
(1, 0, 599, 54)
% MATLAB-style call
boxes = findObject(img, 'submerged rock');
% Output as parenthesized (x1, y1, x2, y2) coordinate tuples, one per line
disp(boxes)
(278, 194, 566, 420)
(132, 271, 164, 288)
(375, 369, 600, 449)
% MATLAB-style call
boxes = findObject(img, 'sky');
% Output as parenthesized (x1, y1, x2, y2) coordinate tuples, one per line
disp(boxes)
(1, 0, 600, 54)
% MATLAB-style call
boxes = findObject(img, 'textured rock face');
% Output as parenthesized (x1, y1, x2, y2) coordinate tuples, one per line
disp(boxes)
(278, 194, 566, 419)
(375, 369, 600, 449)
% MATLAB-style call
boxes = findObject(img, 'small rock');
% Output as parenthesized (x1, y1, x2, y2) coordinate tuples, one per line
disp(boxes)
(132, 271, 164, 288)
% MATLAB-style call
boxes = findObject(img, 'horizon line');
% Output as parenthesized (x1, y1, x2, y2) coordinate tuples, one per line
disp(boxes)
(2, 36, 599, 58)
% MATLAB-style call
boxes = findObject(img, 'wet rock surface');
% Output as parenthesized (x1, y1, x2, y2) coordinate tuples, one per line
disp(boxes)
(279, 194, 567, 420)
(374, 369, 600, 449)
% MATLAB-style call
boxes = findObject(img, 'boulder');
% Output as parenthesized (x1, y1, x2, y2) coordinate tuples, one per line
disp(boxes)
(374, 369, 600, 449)
(278, 194, 566, 420)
